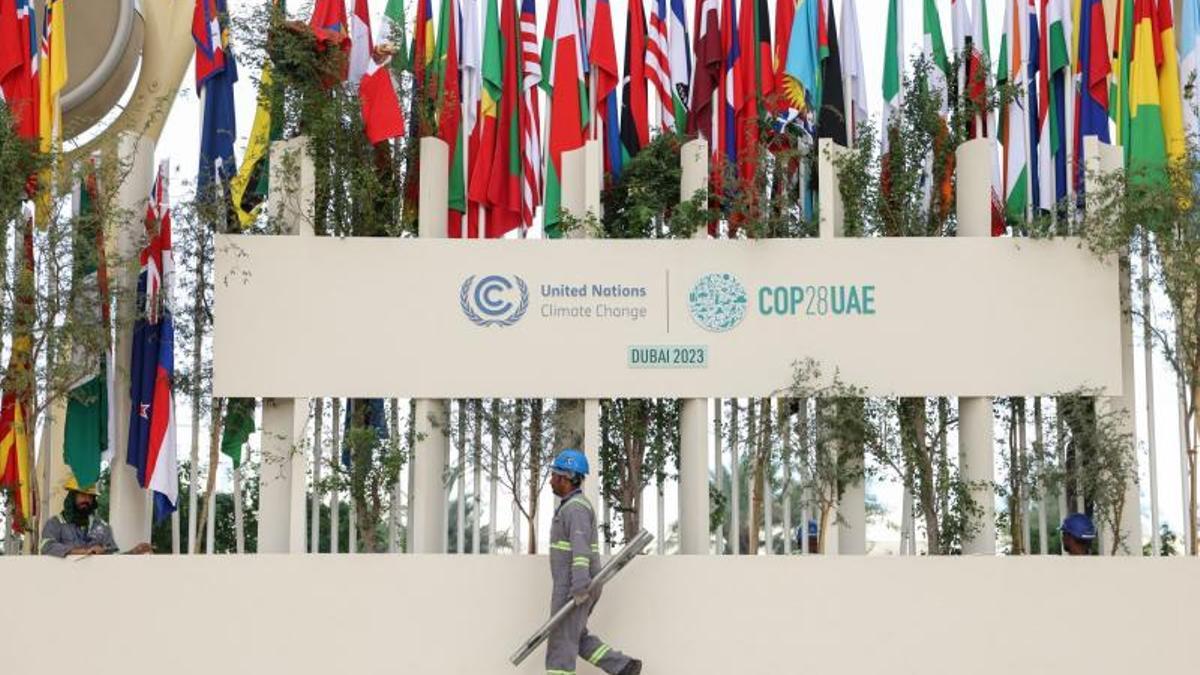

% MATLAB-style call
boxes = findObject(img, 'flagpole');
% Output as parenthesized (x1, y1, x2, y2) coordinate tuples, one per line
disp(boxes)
(311, 398, 324, 553)
(234, 456, 245, 553)
(1139, 239, 1161, 554)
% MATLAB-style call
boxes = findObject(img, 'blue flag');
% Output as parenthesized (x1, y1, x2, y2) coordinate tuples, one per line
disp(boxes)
(198, 0, 238, 202)
(342, 399, 389, 467)
(1075, 0, 1111, 196)
(127, 164, 179, 522)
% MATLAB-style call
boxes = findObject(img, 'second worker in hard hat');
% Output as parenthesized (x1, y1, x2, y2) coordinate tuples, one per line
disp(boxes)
(545, 448, 642, 675)
(1061, 513, 1097, 556)
(40, 476, 153, 557)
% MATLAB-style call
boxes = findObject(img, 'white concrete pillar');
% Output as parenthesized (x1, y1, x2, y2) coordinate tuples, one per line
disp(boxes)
(679, 139, 711, 555)
(819, 139, 866, 555)
(1084, 137, 1143, 555)
(254, 137, 316, 554)
(107, 132, 155, 550)
(957, 139, 998, 555)
(412, 138, 451, 554)
(582, 399, 602, 509)
(562, 141, 604, 521)
(257, 398, 308, 553)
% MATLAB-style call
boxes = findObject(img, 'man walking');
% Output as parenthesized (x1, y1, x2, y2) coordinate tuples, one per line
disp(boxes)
(546, 449, 642, 675)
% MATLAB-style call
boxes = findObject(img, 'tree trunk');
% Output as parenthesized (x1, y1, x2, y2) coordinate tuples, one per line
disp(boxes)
(619, 401, 648, 542)
(749, 398, 773, 555)
(747, 399, 759, 554)
(472, 398, 483, 553)
(488, 398, 500, 553)
(527, 399, 543, 554)
(195, 397, 224, 553)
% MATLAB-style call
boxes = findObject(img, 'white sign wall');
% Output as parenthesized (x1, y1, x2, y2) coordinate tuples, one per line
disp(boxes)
(213, 236, 1121, 398)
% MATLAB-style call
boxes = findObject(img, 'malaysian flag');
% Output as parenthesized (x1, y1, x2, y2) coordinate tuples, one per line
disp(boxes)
(647, 0, 671, 129)
(519, 0, 542, 233)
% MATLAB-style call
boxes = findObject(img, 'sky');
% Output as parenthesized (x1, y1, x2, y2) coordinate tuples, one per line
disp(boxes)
(49, 0, 1194, 552)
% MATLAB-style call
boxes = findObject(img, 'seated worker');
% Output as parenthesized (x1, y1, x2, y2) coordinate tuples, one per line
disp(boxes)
(795, 519, 820, 554)
(40, 477, 152, 557)
(1060, 513, 1097, 556)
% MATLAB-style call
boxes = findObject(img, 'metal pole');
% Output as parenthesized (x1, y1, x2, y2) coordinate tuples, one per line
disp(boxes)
(730, 399, 740, 555)
(1035, 398, 1049, 555)
(1140, 242, 1161, 555)
(311, 397, 323, 553)
(781, 399, 792, 555)
(714, 400, 724, 554)
(457, 399, 467, 553)
(234, 460, 245, 554)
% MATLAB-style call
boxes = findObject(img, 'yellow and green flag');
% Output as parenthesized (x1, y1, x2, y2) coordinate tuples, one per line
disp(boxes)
(1127, 0, 1165, 180)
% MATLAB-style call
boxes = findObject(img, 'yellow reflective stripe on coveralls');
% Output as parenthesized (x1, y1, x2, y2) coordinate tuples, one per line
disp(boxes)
(588, 644, 611, 664)
(550, 540, 572, 551)
(572, 556, 590, 566)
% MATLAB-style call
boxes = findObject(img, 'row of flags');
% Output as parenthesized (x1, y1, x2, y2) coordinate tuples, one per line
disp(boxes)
(0, 1, 179, 532)
(992, 0, 1193, 224)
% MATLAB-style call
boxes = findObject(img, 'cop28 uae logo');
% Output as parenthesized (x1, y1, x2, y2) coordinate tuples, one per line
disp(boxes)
(460, 275, 529, 327)
(688, 273, 748, 332)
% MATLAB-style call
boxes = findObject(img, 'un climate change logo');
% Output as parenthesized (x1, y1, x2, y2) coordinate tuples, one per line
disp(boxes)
(688, 273, 748, 332)
(460, 274, 529, 327)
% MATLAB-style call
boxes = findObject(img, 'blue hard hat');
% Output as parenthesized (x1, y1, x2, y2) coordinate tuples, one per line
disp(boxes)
(1061, 513, 1097, 540)
(551, 449, 590, 477)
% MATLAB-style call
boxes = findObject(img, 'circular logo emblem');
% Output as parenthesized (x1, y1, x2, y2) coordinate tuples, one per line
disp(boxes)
(460, 275, 529, 327)
(688, 273, 747, 332)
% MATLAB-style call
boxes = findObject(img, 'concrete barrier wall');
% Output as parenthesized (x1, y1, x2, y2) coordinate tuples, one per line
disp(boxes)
(2, 556, 1195, 674)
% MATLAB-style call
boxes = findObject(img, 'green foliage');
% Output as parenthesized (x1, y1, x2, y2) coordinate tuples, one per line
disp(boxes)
(598, 398, 679, 544)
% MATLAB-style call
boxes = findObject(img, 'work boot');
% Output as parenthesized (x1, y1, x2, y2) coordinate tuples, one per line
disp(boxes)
(618, 659, 642, 675)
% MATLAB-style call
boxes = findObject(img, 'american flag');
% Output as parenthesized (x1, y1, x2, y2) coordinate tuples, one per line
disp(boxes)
(519, 0, 542, 232)
(647, 0, 671, 128)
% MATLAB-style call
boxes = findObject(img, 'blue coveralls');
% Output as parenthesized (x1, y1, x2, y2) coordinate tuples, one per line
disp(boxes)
(545, 489, 633, 675)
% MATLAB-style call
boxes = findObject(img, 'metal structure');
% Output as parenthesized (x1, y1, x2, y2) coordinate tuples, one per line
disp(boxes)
(508, 529, 654, 667)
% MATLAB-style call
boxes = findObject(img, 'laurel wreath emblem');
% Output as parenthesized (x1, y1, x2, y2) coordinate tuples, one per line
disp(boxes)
(459, 275, 529, 327)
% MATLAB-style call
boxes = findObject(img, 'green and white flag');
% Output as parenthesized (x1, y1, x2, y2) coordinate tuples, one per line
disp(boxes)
(62, 161, 114, 489)
(923, 0, 950, 112)
(381, 0, 411, 73)
(881, 0, 904, 150)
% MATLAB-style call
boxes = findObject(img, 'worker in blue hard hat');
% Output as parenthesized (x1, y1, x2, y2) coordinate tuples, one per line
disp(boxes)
(795, 519, 820, 554)
(545, 449, 642, 675)
(1061, 513, 1097, 556)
